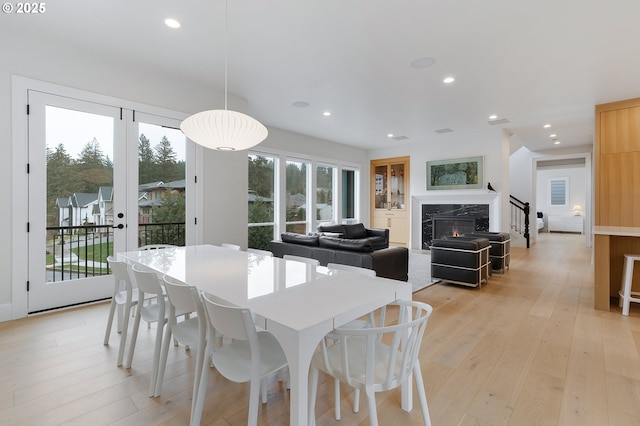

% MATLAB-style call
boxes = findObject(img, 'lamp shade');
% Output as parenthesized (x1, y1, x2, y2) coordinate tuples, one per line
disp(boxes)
(180, 109, 268, 151)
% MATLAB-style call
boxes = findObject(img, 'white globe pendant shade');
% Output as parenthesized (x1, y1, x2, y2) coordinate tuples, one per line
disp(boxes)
(180, 109, 268, 151)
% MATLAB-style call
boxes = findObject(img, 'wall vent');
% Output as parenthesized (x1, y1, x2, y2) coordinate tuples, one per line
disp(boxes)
(391, 135, 409, 141)
(434, 128, 454, 134)
(487, 118, 509, 125)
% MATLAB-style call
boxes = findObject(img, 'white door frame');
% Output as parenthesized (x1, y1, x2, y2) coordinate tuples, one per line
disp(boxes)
(11, 76, 203, 319)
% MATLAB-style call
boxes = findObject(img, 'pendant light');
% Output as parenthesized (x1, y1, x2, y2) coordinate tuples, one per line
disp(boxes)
(180, 0, 268, 151)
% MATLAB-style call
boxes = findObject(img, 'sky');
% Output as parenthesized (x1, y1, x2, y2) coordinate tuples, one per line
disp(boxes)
(45, 106, 186, 161)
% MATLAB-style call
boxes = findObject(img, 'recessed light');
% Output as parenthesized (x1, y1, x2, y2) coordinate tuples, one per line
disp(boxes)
(543, 124, 551, 128)
(410, 57, 436, 69)
(489, 115, 498, 120)
(164, 18, 181, 29)
(387, 133, 394, 138)
(323, 111, 331, 117)
(443, 76, 455, 84)
(292, 101, 309, 108)
(550, 134, 557, 138)
(553, 140, 561, 145)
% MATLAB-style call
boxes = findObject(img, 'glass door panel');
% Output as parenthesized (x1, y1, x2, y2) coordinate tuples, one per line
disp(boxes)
(28, 91, 124, 312)
(374, 165, 388, 209)
(390, 162, 405, 210)
(136, 119, 187, 247)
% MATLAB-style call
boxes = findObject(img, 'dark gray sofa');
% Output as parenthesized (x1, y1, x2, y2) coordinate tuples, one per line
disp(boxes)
(269, 223, 409, 281)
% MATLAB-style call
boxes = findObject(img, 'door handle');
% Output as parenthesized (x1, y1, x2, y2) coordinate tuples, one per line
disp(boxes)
(112, 224, 124, 229)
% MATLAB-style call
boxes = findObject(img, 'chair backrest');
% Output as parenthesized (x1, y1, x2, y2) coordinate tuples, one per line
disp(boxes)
(138, 244, 176, 250)
(326, 300, 433, 392)
(221, 243, 241, 251)
(162, 276, 202, 317)
(283, 255, 320, 266)
(201, 293, 257, 345)
(327, 263, 376, 277)
(131, 264, 165, 299)
(107, 256, 132, 291)
(247, 248, 273, 257)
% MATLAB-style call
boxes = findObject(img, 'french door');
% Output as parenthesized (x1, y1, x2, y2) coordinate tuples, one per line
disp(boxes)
(27, 91, 188, 312)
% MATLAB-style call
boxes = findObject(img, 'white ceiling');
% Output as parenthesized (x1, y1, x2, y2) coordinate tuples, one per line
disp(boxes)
(6, 0, 640, 152)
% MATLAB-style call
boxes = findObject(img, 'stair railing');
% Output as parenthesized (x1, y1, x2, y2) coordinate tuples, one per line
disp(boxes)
(509, 195, 530, 248)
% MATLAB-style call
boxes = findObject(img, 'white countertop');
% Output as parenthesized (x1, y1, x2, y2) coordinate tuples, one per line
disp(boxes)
(593, 226, 640, 237)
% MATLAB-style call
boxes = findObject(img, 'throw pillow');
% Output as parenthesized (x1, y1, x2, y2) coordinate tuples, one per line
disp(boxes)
(343, 223, 367, 239)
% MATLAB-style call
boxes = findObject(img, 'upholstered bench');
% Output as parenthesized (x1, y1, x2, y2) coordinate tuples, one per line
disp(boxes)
(430, 236, 491, 288)
(466, 231, 511, 273)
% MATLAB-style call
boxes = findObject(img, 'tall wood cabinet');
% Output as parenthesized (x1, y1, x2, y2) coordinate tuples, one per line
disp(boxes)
(594, 98, 640, 310)
(370, 156, 410, 246)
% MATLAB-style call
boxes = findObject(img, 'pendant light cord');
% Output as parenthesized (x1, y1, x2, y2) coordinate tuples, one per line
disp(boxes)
(224, 0, 228, 110)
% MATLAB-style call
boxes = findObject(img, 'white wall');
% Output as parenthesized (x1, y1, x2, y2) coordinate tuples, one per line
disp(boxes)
(369, 127, 510, 249)
(1, 28, 367, 319)
(536, 165, 587, 217)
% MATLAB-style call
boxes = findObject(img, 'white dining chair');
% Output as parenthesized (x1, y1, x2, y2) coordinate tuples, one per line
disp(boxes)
(155, 277, 219, 422)
(103, 256, 155, 366)
(192, 294, 289, 426)
(325, 262, 377, 419)
(309, 300, 434, 426)
(126, 264, 190, 396)
(221, 243, 241, 250)
(247, 248, 273, 257)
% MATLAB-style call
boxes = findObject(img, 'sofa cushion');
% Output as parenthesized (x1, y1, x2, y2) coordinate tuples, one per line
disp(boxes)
(367, 236, 389, 250)
(319, 236, 374, 252)
(317, 224, 345, 234)
(343, 223, 368, 239)
(281, 232, 319, 246)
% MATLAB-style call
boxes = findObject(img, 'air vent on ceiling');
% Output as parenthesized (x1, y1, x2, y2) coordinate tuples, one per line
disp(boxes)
(434, 128, 454, 134)
(391, 135, 409, 141)
(487, 118, 509, 125)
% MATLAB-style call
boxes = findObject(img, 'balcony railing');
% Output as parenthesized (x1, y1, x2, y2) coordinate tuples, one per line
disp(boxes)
(46, 222, 185, 282)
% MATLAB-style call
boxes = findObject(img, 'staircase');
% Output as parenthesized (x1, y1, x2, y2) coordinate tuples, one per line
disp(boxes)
(509, 195, 530, 248)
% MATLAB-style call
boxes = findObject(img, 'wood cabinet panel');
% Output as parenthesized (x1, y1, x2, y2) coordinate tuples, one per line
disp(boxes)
(598, 152, 640, 226)
(599, 106, 640, 154)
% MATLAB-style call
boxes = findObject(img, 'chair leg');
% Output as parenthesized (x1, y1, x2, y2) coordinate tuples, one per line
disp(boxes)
(353, 388, 360, 413)
(154, 324, 173, 397)
(124, 310, 142, 369)
(334, 378, 341, 420)
(148, 320, 165, 397)
(117, 303, 133, 367)
(365, 387, 378, 426)
(190, 338, 206, 421)
(261, 378, 267, 404)
(103, 299, 117, 345)
(621, 256, 634, 316)
(248, 376, 260, 426)
(413, 363, 432, 426)
(191, 341, 212, 426)
(308, 367, 319, 426)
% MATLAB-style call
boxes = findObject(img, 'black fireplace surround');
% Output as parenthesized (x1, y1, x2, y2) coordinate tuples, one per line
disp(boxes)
(422, 204, 489, 249)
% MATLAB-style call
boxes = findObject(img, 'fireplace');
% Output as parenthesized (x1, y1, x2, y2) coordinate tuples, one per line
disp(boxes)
(421, 203, 490, 249)
(432, 216, 476, 240)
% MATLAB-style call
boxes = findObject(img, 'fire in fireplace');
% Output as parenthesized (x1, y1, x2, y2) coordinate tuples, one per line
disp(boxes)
(432, 216, 476, 240)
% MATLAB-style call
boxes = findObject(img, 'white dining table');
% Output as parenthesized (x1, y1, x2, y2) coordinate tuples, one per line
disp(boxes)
(118, 244, 413, 425)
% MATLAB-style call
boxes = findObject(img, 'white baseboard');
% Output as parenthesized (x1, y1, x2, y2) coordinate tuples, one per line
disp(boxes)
(0, 303, 14, 322)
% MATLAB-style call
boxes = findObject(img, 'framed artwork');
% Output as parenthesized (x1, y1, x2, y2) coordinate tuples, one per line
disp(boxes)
(426, 156, 483, 190)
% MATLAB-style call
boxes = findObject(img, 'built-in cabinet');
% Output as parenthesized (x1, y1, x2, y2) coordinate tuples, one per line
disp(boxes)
(548, 215, 584, 233)
(371, 156, 410, 246)
(594, 98, 640, 310)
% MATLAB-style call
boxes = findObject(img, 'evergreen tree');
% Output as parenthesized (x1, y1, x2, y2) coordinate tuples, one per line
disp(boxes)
(46, 144, 78, 226)
(154, 136, 178, 182)
(138, 133, 155, 184)
(75, 138, 112, 192)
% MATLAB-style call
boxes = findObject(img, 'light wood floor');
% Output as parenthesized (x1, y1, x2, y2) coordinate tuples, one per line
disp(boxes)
(2, 233, 640, 425)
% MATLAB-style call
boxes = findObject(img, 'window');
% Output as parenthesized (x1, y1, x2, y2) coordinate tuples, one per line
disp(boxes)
(248, 151, 360, 244)
(286, 159, 309, 234)
(341, 168, 358, 224)
(549, 178, 568, 206)
(316, 164, 335, 225)
(248, 154, 276, 250)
